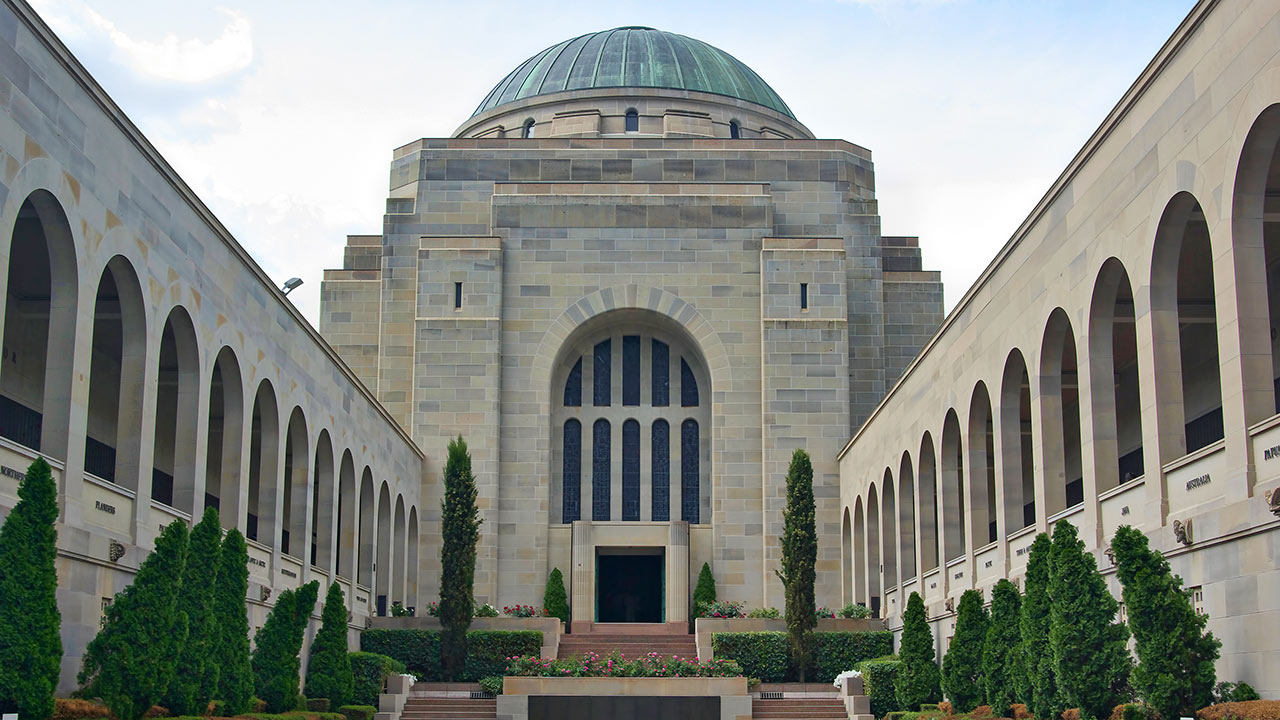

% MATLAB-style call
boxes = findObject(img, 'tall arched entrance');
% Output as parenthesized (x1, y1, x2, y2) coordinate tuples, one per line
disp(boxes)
(549, 308, 711, 631)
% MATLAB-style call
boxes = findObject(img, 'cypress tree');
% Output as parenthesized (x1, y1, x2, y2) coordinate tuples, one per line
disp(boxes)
(165, 507, 222, 715)
(213, 529, 253, 714)
(895, 591, 941, 710)
(1111, 525, 1219, 720)
(1021, 532, 1055, 720)
(1049, 521, 1130, 720)
(942, 589, 988, 712)
(253, 588, 299, 712)
(981, 579, 1022, 718)
(776, 449, 817, 682)
(79, 519, 190, 720)
(0, 457, 61, 720)
(439, 436, 481, 681)
(694, 562, 716, 616)
(306, 582, 354, 708)
(543, 568, 570, 626)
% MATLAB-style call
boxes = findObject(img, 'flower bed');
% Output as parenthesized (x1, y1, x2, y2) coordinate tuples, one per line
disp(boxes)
(507, 650, 743, 678)
(502, 604, 548, 617)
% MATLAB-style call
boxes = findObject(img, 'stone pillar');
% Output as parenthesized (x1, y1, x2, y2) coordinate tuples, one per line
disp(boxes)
(667, 521, 690, 625)
(570, 520, 594, 630)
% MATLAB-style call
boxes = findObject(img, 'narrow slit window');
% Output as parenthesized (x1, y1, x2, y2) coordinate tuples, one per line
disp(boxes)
(523, 119, 535, 138)
(625, 109, 639, 132)
(454, 282, 463, 309)
(800, 283, 809, 310)
(729, 120, 740, 139)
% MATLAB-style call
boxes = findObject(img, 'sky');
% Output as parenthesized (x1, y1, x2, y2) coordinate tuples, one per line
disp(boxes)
(27, 0, 1195, 326)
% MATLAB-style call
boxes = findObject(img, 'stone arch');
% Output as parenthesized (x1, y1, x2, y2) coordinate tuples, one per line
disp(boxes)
(881, 467, 898, 587)
(376, 481, 392, 614)
(866, 482, 881, 615)
(841, 505, 852, 606)
(358, 466, 375, 589)
(312, 429, 335, 570)
(853, 496, 866, 606)
(1040, 308, 1083, 516)
(407, 505, 420, 610)
(393, 494, 406, 607)
(205, 346, 244, 529)
(248, 380, 280, 546)
(898, 451, 917, 582)
(940, 410, 965, 561)
(0, 189, 79, 460)
(1088, 258, 1143, 492)
(84, 255, 148, 491)
(337, 449, 356, 580)
(968, 382, 997, 547)
(918, 432, 939, 572)
(1001, 350, 1035, 532)
(152, 305, 201, 514)
(282, 407, 309, 559)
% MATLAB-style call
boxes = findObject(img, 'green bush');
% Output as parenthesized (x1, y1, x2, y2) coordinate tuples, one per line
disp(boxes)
(840, 603, 872, 619)
(360, 629, 441, 680)
(360, 629, 541, 682)
(711, 630, 891, 683)
(712, 632, 789, 682)
(440, 436, 481, 681)
(544, 568, 570, 626)
(213, 530, 254, 715)
(1212, 682, 1261, 704)
(0, 458, 62, 720)
(306, 582, 354, 709)
(981, 579, 1022, 718)
(166, 507, 223, 716)
(305, 699, 331, 712)
(348, 653, 405, 707)
(252, 582, 320, 713)
(942, 590, 988, 712)
(694, 563, 717, 617)
(857, 656, 902, 718)
(814, 631, 894, 683)
(478, 677, 504, 696)
(895, 592, 941, 712)
(473, 603, 498, 618)
(779, 449, 818, 682)
(748, 607, 780, 619)
(337, 705, 376, 720)
(1021, 533, 1054, 720)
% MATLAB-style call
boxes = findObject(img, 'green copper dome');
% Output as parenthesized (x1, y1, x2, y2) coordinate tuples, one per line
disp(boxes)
(472, 27, 795, 119)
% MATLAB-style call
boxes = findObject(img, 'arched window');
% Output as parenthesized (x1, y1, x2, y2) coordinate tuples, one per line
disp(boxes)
(652, 420, 670, 521)
(681, 358, 699, 407)
(729, 120, 740, 139)
(564, 358, 582, 407)
(681, 419, 700, 523)
(623, 419, 640, 520)
(563, 419, 581, 522)
(522, 119, 535, 138)
(625, 109, 639, 132)
(593, 419, 611, 521)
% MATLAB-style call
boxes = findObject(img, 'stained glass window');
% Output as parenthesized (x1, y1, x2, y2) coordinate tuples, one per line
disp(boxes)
(652, 340, 669, 407)
(681, 419, 699, 523)
(623, 335, 640, 406)
(681, 358, 698, 407)
(652, 420, 670, 521)
(562, 419, 581, 522)
(564, 357, 582, 407)
(593, 419, 610, 521)
(622, 419, 640, 520)
(594, 340, 611, 407)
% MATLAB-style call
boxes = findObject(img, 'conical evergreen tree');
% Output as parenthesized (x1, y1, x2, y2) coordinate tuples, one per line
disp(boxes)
(439, 436, 480, 681)
(165, 507, 222, 715)
(895, 591, 941, 710)
(981, 579, 1022, 718)
(777, 449, 817, 682)
(1111, 525, 1218, 720)
(79, 519, 190, 720)
(693, 562, 716, 616)
(1021, 532, 1055, 720)
(253, 588, 299, 712)
(306, 582, 354, 708)
(0, 458, 61, 720)
(942, 589, 988, 712)
(1049, 521, 1130, 720)
(213, 529, 253, 714)
(543, 568, 570, 626)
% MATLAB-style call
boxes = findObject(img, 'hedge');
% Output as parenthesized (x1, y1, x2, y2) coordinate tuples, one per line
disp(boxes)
(359, 629, 542, 682)
(712, 631, 893, 683)
(348, 652, 405, 707)
(338, 705, 377, 720)
(857, 656, 903, 718)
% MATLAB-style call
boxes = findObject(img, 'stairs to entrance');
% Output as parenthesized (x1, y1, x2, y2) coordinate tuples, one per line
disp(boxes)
(401, 695, 496, 720)
(556, 630, 698, 659)
(752, 696, 849, 719)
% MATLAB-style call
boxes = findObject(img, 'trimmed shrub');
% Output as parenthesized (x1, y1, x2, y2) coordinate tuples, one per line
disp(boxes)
(305, 699, 331, 712)
(51, 698, 112, 720)
(338, 705, 377, 720)
(856, 656, 902, 718)
(840, 603, 872, 619)
(748, 607, 780, 619)
(700, 600, 745, 618)
(213, 529, 254, 715)
(462, 630, 543, 681)
(1197, 701, 1280, 720)
(1021, 533, 1054, 720)
(79, 519, 190, 720)
(544, 568, 570, 625)
(779, 448, 818, 682)
(813, 631, 894, 683)
(712, 632, 790, 682)
(694, 562, 716, 617)
(895, 592, 941, 711)
(1049, 521, 1129, 720)
(348, 653, 405, 707)
(253, 581, 320, 713)
(360, 629, 441, 680)
(306, 582, 354, 709)
(1215, 683, 1262, 704)
(0, 457, 62, 720)
(981, 579, 1022, 718)
(166, 507, 223, 716)
(478, 677, 504, 696)
(1112, 525, 1219, 720)
(440, 436, 481, 681)
(1109, 703, 1162, 720)
(942, 589, 988, 712)
(473, 603, 498, 618)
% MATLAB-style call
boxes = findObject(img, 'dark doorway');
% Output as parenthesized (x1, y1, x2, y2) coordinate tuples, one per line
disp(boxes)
(596, 549, 664, 623)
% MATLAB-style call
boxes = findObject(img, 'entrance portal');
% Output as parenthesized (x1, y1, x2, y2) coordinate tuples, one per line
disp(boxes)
(596, 548, 664, 623)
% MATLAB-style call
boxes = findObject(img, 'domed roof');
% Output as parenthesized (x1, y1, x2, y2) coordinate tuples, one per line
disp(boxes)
(472, 26, 795, 119)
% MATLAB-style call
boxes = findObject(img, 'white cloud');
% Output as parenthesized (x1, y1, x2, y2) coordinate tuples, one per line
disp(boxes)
(81, 5, 253, 84)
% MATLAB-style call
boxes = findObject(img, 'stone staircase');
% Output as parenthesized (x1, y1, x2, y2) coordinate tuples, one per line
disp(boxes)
(555, 629, 699, 659)
(400, 695, 496, 720)
(752, 696, 850, 719)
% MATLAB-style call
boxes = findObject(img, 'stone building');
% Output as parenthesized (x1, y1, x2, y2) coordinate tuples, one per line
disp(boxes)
(320, 26, 944, 628)
(838, 0, 1280, 695)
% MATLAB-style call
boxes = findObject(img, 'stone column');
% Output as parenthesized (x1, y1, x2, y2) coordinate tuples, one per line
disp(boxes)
(667, 521, 690, 625)
(571, 520, 594, 629)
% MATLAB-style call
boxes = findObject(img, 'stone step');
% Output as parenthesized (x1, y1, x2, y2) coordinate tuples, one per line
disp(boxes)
(401, 697, 498, 720)
(751, 697, 849, 719)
